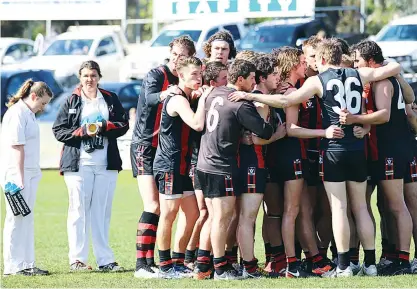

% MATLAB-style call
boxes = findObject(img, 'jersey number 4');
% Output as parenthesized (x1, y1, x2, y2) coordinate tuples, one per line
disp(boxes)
(207, 97, 224, 132)
(327, 77, 361, 114)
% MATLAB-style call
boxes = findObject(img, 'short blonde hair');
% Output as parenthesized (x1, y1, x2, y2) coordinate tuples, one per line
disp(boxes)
(316, 39, 342, 66)
(235, 50, 258, 63)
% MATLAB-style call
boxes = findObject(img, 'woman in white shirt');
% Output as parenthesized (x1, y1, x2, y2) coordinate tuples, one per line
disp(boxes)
(1, 80, 52, 276)
(52, 61, 129, 272)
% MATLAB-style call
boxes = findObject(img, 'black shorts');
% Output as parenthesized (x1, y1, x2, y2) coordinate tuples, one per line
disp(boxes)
(320, 150, 367, 182)
(197, 170, 242, 198)
(371, 152, 412, 181)
(154, 171, 194, 196)
(269, 154, 304, 184)
(189, 165, 202, 191)
(238, 166, 267, 194)
(131, 143, 156, 177)
(405, 157, 417, 184)
(304, 150, 321, 186)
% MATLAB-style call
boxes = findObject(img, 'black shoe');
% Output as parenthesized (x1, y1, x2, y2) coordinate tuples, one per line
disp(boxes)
(379, 260, 412, 276)
(16, 267, 49, 276)
(98, 262, 124, 272)
(286, 261, 320, 278)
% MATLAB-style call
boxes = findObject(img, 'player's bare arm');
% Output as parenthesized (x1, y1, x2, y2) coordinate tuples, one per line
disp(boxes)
(228, 76, 321, 108)
(353, 99, 371, 139)
(396, 74, 415, 104)
(340, 80, 393, 125)
(406, 104, 417, 132)
(167, 88, 212, 131)
(358, 61, 401, 85)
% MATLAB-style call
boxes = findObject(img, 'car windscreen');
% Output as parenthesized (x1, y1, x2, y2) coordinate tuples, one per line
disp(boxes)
(43, 39, 94, 55)
(240, 26, 296, 50)
(6, 71, 64, 99)
(151, 30, 201, 47)
(377, 25, 417, 41)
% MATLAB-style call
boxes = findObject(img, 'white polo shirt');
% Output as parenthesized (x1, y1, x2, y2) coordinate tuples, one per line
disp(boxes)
(0, 99, 41, 183)
(79, 89, 109, 166)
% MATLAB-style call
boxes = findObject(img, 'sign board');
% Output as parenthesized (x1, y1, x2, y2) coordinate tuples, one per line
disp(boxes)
(154, 0, 315, 21)
(0, 0, 126, 21)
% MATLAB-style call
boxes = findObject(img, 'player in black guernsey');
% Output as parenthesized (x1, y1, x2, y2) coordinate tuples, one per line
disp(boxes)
(345, 41, 415, 275)
(132, 36, 196, 278)
(229, 38, 401, 277)
(184, 61, 228, 278)
(196, 60, 274, 280)
(152, 57, 212, 279)
(235, 55, 286, 278)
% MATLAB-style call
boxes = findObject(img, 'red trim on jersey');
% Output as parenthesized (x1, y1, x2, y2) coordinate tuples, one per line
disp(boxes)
(180, 123, 191, 175)
(363, 84, 379, 161)
(151, 67, 170, 148)
(254, 145, 265, 168)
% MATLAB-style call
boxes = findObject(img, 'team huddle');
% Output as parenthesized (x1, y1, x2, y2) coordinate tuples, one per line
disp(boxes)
(130, 31, 417, 279)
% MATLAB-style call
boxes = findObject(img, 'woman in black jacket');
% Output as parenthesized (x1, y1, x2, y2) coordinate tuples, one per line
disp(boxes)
(52, 61, 128, 272)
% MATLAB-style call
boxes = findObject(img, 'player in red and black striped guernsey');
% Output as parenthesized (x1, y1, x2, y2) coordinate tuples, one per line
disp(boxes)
(131, 36, 196, 278)
(236, 54, 285, 279)
(348, 40, 414, 275)
(228, 38, 401, 277)
(153, 57, 211, 279)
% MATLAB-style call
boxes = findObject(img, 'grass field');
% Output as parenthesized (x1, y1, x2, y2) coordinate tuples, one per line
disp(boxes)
(1, 170, 416, 288)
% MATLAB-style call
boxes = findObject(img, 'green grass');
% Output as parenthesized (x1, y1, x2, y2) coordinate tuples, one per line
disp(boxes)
(1, 170, 416, 288)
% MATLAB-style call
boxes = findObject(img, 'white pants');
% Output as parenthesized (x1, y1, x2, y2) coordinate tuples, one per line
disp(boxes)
(64, 165, 118, 266)
(2, 169, 42, 274)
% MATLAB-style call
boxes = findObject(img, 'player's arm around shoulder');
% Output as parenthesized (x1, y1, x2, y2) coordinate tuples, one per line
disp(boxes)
(285, 76, 322, 106)
(373, 79, 393, 123)
(237, 101, 273, 141)
(358, 61, 401, 85)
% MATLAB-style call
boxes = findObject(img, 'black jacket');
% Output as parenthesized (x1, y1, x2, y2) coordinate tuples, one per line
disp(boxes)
(52, 86, 129, 174)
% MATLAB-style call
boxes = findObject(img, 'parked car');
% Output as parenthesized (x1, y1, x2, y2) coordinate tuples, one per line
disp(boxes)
(1, 69, 64, 119)
(372, 14, 417, 79)
(119, 18, 246, 81)
(37, 80, 142, 122)
(0, 37, 35, 66)
(239, 18, 331, 53)
(19, 29, 127, 89)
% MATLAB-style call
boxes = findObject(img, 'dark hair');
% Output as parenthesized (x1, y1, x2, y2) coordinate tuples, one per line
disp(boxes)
(254, 55, 276, 84)
(351, 40, 384, 64)
(176, 56, 202, 72)
(203, 61, 227, 85)
(333, 37, 350, 55)
(7, 79, 53, 107)
(169, 35, 196, 56)
(79, 60, 102, 78)
(227, 59, 256, 85)
(203, 30, 237, 60)
(316, 39, 343, 66)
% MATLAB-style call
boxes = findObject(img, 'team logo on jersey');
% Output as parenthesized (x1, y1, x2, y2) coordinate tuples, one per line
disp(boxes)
(248, 167, 256, 176)
(385, 158, 393, 166)
(385, 158, 394, 177)
(411, 158, 417, 166)
(319, 155, 323, 164)
(306, 100, 313, 108)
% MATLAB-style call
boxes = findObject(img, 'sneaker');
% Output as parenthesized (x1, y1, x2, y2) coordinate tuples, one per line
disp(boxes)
(312, 258, 336, 276)
(134, 264, 158, 278)
(15, 267, 49, 276)
(158, 267, 182, 279)
(286, 261, 319, 278)
(174, 264, 193, 278)
(185, 260, 196, 271)
(231, 262, 240, 272)
(379, 261, 412, 276)
(377, 257, 393, 271)
(357, 264, 377, 277)
(264, 260, 285, 277)
(70, 261, 92, 271)
(350, 262, 361, 275)
(193, 268, 213, 280)
(241, 267, 263, 279)
(98, 262, 124, 272)
(410, 258, 417, 273)
(214, 269, 240, 280)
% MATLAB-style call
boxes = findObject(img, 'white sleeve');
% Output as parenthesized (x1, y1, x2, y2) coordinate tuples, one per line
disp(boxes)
(7, 110, 26, 145)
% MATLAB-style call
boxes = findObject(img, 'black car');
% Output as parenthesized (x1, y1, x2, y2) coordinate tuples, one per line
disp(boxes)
(239, 18, 332, 53)
(38, 80, 142, 122)
(1, 69, 64, 119)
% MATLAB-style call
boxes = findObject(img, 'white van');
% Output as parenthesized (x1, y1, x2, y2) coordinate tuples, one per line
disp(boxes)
(119, 18, 246, 81)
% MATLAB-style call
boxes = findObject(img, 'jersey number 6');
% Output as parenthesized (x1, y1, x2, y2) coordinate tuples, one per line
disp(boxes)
(207, 97, 224, 132)
(327, 77, 361, 115)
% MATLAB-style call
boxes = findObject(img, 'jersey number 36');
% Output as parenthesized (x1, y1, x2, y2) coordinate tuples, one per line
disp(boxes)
(327, 77, 361, 115)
